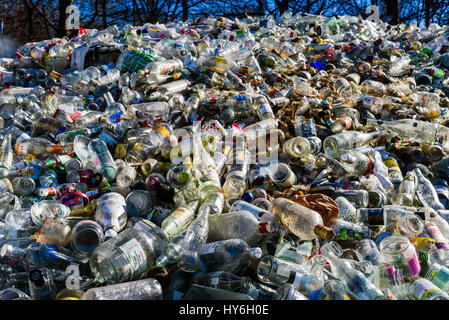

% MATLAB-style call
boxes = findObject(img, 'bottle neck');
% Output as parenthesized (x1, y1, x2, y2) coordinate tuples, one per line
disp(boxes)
(314, 224, 336, 241)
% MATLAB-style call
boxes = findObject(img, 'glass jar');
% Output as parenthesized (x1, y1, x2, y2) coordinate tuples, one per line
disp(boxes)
(379, 235, 420, 281)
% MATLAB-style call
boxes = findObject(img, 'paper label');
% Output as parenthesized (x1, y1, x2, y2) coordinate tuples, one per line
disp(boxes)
(412, 279, 439, 300)
(259, 103, 273, 116)
(119, 238, 146, 277)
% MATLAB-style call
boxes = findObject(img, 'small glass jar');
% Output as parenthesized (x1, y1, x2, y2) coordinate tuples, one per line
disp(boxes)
(268, 162, 297, 188)
(395, 214, 423, 239)
(379, 235, 420, 281)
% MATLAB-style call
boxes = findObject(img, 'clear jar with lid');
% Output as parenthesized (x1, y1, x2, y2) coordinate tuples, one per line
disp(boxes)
(379, 235, 420, 281)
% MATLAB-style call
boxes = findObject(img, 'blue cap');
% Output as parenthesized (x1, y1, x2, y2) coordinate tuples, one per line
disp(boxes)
(242, 191, 254, 203)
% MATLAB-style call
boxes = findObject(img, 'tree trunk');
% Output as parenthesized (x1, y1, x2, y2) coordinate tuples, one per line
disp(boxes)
(182, 0, 188, 21)
(101, 0, 107, 30)
(23, 0, 34, 40)
(425, 0, 431, 26)
(275, 0, 289, 14)
(385, 0, 399, 24)
(57, 0, 72, 37)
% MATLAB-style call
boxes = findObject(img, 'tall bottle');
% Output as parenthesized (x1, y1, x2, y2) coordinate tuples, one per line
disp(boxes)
(395, 171, 416, 206)
(208, 210, 274, 245)
(155, 232, 186, 268)
(82, 278, 162, 300)
(321, 241, 387, 300)
(282, 136, 322, 158)
(323, 131, 381, 158)
(0, 133, 13, 178)
(177, 206, 210, 272)
(16, 138, 71, 158)
(1, 242, 80, 270)
(191, 271, 259, 300)
(89, 219, 169, 284)
(87, 138, 118, 182)
(366, 118, 449, 147)
(199, 239, 262, 274)
(192, 126, 221, 201)
(414, 168, 445, 211)
(338, 150, 374, 177)
(269, 198, 335, 241)
(161, 201, 198, 238)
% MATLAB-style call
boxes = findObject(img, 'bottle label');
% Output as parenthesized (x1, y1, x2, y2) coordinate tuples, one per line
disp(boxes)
(431, 266, 449, 290)
(16, 133, 30, 143)
(119, 238, 147, 278)
(424, 223, 449, 249)
(258, 103, 273, 116)
(412, 279, 439, 300)
(384, 159, 401, 172)
(408, 253, 421, 276)
(336, 227, 365, 240)
(91, 152, 101, 169)
(169, 207, 194, 227)
(16, 142, 27, 155)
(154, 125, 170, 137)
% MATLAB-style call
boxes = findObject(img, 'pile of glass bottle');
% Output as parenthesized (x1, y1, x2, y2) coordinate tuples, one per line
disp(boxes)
(2, 11, 449, 300)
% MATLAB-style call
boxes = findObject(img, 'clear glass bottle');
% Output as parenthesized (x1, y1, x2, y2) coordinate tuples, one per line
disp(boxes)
(191, 271, 259, 300)
(70, 220, 104, 256)
(0, 133, 13, 178)
(95, 192, 127, 239)
(155, 231, 186, 268)
(87, 138, 118, 182)
(414, 168, 445, 211)
(116, 165, 137, 188)
(269, 198, 335, 241)
(335, 189, 369, 208)
(208, 210, 274, 245)
(366, 118, 449, 147)
(230, 200, 274, 223)
(82, 278, 162, 300)
(410, 277, 449, 300)
(267, 162, 297, 189)
(395, 171, 416, 206)
(199, 238, 262, 274)
(282, 136, 322, 159)
(177, 206, 210, 272)
(321, 241, 386, 300)
(335, 196, 357, 223)
(161, 201, 198, 238)
(339, 150, 374, 177)
(323, 131, 380, 159)
(89, 220, 169, 284)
